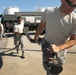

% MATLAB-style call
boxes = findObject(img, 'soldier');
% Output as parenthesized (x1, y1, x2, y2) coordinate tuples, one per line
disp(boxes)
(0, 22, 6, 40)
(34, 0, 76, 75)
(13, 16, 25, 58)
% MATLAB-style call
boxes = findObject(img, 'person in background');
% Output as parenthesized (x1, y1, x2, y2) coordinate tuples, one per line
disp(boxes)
(0, 22, 7, 40)
(13, 16, 25, 58)
(34, 0, 76, 75)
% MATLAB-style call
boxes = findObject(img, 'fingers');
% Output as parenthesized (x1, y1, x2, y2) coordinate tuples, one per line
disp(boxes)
(51, 44, 60, 53)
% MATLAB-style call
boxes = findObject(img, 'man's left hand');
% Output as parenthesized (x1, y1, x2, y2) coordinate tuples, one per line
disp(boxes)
(50, 44, 61, 53)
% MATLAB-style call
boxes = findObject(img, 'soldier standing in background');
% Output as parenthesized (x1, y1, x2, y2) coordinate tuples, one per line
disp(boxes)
(13, 16, 25, 58)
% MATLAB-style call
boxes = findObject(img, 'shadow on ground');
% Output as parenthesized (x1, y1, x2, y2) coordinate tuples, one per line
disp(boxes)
(0, 47, 22, 58)
(0, 55, 3, 69)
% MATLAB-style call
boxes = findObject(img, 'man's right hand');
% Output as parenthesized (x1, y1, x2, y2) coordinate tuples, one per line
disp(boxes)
(34, 36, 39, 44)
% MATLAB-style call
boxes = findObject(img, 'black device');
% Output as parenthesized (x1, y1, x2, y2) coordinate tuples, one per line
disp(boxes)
(38, 37, 63, 74)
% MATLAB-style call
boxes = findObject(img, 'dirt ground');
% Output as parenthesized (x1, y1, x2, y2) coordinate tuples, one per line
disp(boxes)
(0, 35, 76, 75)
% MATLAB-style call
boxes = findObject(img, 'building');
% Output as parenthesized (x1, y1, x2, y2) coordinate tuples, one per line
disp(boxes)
(0, 11, 43, 33)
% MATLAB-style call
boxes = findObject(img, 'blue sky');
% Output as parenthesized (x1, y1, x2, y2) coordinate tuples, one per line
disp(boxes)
(0, 0, 61, 14)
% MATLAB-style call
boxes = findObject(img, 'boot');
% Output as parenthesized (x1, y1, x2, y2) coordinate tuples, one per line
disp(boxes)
(21, 51, 25, 58)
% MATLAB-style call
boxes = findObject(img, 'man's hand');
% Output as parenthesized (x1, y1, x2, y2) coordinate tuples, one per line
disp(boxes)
(48, 44, 61, 53)
(34, 36, 39, 44)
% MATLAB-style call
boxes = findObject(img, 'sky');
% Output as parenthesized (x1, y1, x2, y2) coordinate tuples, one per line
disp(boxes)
(0, 0, 61, 14)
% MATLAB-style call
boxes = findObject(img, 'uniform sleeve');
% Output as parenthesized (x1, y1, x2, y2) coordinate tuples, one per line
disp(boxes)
(71, 22, 76, 35)
(41, 7, 55, 22)
(41, 9, 47, 22)
(13, 25, 18, 32)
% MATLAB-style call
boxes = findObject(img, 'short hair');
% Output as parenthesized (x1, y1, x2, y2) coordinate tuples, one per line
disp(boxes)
(17, 15, 22, 20)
